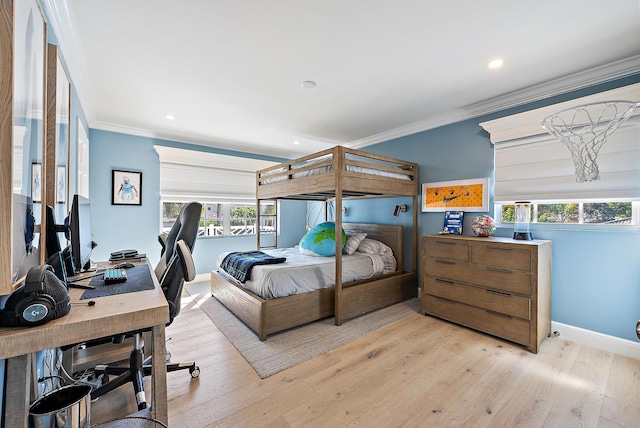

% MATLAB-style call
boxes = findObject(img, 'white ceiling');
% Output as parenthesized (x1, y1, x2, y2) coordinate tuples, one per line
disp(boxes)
(44, 0, 640, 159)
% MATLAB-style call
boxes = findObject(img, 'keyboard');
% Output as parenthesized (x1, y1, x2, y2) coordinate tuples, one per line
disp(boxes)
(104, 268, 128, 284)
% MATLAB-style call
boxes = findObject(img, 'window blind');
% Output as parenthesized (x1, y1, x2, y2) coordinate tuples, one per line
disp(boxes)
(154, 146, 278, 203)
(481, 83, 640, 203)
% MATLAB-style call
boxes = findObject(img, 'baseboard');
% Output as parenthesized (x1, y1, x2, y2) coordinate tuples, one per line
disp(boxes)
(551, 321, 640, 360)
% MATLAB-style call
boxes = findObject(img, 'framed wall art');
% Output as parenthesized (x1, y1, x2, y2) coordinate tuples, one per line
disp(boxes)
(56, 166, 66, 203)
(422, 177, 490, 212)
(31, 163, 42, 203)
(112, 169, 142, 206)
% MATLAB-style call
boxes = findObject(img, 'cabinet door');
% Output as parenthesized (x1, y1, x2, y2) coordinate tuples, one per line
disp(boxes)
(1, 0, 47, 294)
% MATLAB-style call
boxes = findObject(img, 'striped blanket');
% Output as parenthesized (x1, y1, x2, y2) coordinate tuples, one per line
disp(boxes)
(220, 251, 287, 283)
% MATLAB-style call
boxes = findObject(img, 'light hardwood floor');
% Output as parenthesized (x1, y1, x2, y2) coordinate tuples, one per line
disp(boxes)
(90, 286, 640, 427)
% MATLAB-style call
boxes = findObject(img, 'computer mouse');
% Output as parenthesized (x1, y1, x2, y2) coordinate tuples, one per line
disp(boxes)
(114, 262, 135, 269)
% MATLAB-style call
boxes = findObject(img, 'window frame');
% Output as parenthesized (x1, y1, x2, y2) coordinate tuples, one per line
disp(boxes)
(161, 200, 276, 238)
(494, 201, 640, 232)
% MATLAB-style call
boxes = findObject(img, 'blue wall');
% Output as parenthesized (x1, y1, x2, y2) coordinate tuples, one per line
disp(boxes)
(88, 130, 307, 272)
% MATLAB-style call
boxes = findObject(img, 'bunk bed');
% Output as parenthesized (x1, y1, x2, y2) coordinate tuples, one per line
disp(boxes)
(210, 145, 419, 340)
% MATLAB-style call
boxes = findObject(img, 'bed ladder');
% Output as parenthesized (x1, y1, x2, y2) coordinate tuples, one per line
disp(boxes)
(256, 199, 277, 250)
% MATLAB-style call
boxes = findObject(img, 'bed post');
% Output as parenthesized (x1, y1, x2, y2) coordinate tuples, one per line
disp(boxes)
(334, 146, 344, 325)
(413, 171, 418, 273)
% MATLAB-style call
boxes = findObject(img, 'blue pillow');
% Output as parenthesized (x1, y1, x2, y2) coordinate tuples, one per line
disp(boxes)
(299, 222, 346, 257)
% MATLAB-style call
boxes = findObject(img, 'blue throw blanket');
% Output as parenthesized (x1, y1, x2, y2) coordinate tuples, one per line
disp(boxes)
(220, 251, 286, 283)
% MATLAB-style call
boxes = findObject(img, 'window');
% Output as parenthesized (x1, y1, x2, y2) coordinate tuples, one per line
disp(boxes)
(154, 146, 280, 238)
(497, 201, 637, 226)
(162, 201, 276, 237)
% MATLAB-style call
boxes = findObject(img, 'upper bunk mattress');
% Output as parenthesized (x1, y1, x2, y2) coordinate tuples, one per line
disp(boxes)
(259, 156, 412, 184)
(216, 247, 396, 299)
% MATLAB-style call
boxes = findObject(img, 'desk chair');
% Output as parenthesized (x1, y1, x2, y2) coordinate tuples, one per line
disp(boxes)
(90, 202, 203, 411)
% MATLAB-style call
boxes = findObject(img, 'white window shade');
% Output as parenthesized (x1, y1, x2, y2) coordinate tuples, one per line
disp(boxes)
(481, 83, 640, 203)
(154, 146, 277, 203)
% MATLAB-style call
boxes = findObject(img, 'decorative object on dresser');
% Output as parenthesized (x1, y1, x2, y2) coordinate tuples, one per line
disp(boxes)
(421, 235, 551, 353)
(471, 215, 496, 237)
(442, 211, 464, 235)
(513, 201, 533, 240)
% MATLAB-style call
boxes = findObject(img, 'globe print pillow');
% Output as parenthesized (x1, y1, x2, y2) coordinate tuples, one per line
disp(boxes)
(299, 222, 346, 257)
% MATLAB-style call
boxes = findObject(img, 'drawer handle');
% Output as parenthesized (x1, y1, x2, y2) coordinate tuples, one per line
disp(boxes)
(436, 279, 455, 285)
(486, 289, 512, 297)
(435, 259, 456, 265)
(435, 296, 456, 304)
(435, 241, 457, 245)
(486, 267, 513, 274)
(486, 310, 512, 319)
(485, 246, 512, 251)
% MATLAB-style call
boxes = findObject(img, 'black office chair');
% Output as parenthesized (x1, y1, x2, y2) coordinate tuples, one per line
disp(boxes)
(90, 202, 203, 411)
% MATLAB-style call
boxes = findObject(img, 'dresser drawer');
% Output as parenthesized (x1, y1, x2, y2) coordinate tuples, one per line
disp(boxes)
(424, 277, 530, 320)
(422, 238, 469, 262)
(470, 243, 532, 272)
(424, 258, 532, 295)
(425, 296, 531, 345)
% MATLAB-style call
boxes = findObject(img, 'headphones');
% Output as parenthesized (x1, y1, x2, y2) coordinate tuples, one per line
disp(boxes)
(15, 265, 57, 326)
(0, 264, 71, 327)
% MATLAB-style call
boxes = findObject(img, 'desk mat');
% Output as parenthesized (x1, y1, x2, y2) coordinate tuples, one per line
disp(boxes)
(80, 265, 155, 299)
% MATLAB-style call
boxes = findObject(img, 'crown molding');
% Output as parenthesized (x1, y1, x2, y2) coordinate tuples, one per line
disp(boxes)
(348, 56, 640, 149)
(91, 120, 298, 160)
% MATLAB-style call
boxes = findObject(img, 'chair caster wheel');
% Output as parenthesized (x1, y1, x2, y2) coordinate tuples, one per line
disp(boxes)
(190, 366, 200, 378)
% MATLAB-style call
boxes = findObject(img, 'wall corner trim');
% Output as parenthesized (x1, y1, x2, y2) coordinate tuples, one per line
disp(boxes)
(551, 321, 640, 360)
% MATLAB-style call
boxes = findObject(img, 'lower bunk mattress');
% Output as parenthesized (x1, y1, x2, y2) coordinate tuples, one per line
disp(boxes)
(216, 247, 396, 300)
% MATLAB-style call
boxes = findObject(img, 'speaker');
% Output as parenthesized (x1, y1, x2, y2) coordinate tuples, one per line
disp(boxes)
(0, 265, 71, 327)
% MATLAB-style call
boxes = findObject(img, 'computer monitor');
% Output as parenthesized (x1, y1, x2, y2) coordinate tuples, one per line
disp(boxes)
(44, 205, 62, 259)
(69, 194, 94, 274)
(44, 204, 73, 282)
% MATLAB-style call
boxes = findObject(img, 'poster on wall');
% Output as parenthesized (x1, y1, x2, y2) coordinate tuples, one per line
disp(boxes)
(422, 177, 490, 212)
(112, 169, 142, 206)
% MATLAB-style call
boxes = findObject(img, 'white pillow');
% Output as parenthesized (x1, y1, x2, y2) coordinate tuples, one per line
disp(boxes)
(343, 232, 367, 255)
(356, 238, 393, 256)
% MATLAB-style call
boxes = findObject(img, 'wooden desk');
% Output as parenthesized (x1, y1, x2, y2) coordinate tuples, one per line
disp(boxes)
(0, 260, 169, 426)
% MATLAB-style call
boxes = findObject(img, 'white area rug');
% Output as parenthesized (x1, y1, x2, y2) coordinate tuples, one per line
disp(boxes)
(184, 278, 420, 378)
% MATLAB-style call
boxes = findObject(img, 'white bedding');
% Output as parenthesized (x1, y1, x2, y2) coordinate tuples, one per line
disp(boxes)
(216, 247, 396, 299)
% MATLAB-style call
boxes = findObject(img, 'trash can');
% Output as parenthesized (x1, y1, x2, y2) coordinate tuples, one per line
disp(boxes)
(29, 384, 91, 428)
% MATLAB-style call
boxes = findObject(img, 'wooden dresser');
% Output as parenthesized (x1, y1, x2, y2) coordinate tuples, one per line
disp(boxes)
(421, 235, 552, 353)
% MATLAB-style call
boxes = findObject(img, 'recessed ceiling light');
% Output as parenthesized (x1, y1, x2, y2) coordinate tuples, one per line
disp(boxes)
(487, 58, 504, 70)
(301, 80, 316, 89)
(293, 140, 300, 145)
(164, 114, 175, 120)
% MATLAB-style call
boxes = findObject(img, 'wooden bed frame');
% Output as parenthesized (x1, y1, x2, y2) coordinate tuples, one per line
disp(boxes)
(211, 146, 419, 340)
(211, 223, 416, 340)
